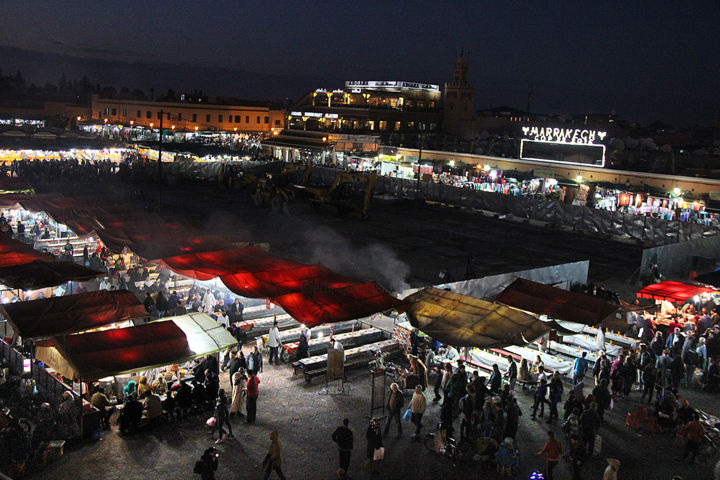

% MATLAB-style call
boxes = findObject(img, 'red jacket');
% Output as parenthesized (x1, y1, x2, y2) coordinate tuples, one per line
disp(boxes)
(539, 438, 562, 461)
(246, 375, 260, 399)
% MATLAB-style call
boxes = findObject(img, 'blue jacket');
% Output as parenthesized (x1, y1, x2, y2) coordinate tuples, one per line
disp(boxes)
(573, 357, 588, 378)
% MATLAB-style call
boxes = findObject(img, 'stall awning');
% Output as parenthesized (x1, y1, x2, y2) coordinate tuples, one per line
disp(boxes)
(0, 260, 103, 289)
(41, 313, 237, 381)
(495, 278, 618, 326)
(636, 281, 715, 303)
(271, 282, 405, 327)
(222, 264, 354, 298)
(0, 234, 55, 267)
(95, 223, 247, 259)
(0, 289, 147, 339)
(154, 246, 302, 282)
(403, 287, 550, 348)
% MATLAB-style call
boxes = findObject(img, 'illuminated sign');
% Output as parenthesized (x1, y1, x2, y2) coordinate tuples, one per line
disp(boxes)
(520, 125, 607, 167)
(345, 81, 440, 92)
(522, 126, 607, 145)
(291, 112, 339, 119)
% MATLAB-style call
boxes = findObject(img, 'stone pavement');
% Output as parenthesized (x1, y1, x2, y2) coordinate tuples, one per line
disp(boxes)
(27, 342, 718, 480)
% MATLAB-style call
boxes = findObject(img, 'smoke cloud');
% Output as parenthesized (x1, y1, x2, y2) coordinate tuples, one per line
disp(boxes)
(302, 226, 410, 293)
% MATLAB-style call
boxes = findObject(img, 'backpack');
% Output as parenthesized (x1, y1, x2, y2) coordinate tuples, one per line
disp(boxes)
(193, 461, 205, 475)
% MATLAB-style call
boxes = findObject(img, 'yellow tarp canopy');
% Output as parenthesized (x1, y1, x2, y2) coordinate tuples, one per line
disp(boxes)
(404, 287, 551, 348)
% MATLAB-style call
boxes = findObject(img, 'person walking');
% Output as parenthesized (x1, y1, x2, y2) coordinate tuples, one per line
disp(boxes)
(547, 372, 563, 423)
(536, 430, 562, 480)
(263, 430, 287, 480)
(573, 351, 589, 387)
(193, 447, 219, 480)
(365, 418, 383, 475)
(246, 371, 260, 423)
(213, 389, 233, 443)
(410, 384, 427, 437)
(383, 383, 405, 437)
(332, 418, 354, 474)
(640, 363, 658, 404)
(579, 403, 601, 456)
(531, 378, 548, 419)
(592, 378, 612, 422)
(268, 320, 282, 366)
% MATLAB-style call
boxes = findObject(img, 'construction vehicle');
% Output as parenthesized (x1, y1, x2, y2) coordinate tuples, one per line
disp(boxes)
(293, 170, 377, 219)
(247, 162, 313, 212)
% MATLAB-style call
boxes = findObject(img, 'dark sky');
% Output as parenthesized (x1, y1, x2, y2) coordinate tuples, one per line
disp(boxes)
(1, 1, 718, 126)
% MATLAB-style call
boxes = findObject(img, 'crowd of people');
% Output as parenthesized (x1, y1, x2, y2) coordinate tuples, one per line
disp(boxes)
(333, 323, 720, 480)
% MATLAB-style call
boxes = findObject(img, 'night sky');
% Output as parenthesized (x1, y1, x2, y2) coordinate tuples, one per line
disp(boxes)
(1, 1, 718, 126)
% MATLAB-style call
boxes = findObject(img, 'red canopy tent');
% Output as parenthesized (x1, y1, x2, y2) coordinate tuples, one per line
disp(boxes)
(271, 282, 405, 327)
(1, 289, 147, 339)
(222, 264, 354, 298)
(0, 234, 102, 288)
(636, 281, 715, 303)
(0, 233, 54, 267)
(154, 247, 302, 281)
(54, 320, 192, 381)
(0, 261, 103, 289)
(495, 278, 618, 326)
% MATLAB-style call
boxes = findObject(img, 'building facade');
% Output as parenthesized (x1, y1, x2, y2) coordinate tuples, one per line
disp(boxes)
(91, 95, 285, 133)
(443, 56, 475, 139)
(289, 81, 442, 135)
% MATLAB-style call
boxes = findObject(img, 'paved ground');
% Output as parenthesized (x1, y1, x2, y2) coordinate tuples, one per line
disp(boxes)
(28, 342, 718, 480)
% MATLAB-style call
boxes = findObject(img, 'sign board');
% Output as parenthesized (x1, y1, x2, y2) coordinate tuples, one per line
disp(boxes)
(520, 125, 607, 167)
(326, 348, 345, 380)
(345, 80, 440, 93)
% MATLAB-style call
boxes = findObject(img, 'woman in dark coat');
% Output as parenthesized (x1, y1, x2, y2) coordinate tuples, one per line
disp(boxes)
(591, 378, 612, 421)
(296, 332, 309, 360)
(366, 418, 383, 474)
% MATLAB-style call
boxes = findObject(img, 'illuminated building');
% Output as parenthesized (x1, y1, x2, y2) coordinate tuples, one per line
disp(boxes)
(289, 81, 442, 134)
(91, 94, 285, 133)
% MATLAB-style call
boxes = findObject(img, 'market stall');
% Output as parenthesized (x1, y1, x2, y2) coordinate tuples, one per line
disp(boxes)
(403, 287, 550, 348)
(1, 289, 147, 340)
(36, 312, 237, 381)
